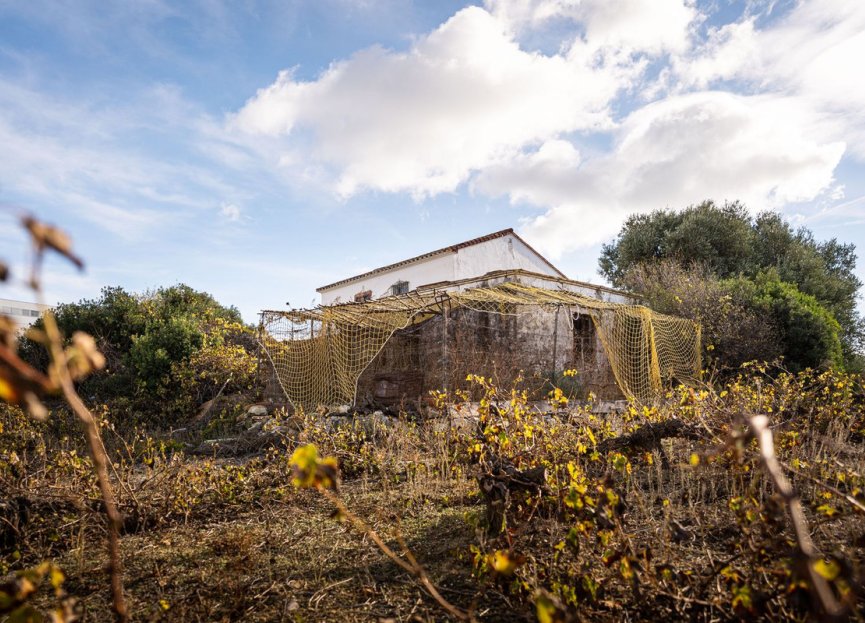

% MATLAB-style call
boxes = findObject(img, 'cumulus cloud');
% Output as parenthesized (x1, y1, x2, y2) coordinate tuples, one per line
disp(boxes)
(478, 92, 845, 256)
(231, 5, 644, 197)
(675, 0, 865, 156)
(230, 0, 859, 259)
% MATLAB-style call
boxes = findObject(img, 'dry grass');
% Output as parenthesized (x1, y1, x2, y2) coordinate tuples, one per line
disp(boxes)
(3, 367, 865, 622)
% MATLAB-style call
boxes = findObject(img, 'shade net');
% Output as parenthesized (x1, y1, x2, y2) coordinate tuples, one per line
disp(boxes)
(259, 282, 700, 410)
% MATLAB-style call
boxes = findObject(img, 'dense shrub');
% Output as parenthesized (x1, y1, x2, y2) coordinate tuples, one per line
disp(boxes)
(601, 201, 863, 367)
(626, 262, 844, 371)
(19, 284, 257, 427)
(129, 315, 204, 391)
(727, 273, 844, 371)
(624, 261, 781, 369)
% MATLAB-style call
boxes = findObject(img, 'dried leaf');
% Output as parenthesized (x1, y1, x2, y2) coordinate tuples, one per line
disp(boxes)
(23, 393, 48, 421)
(21, 216, 84, 270)
(0, 343, 55, 407)
(0, 315, 16, 349)
(72, 332, 105, 370)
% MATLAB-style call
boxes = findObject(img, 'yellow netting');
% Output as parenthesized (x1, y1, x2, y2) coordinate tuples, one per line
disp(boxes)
(259, 282, 700, 409)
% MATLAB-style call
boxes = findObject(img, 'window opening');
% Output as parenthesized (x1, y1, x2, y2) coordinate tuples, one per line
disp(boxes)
(573, 313, 596, 368)
(390, 280, 409, 296)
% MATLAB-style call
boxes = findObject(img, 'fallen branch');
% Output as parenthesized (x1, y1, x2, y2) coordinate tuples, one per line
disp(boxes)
(748, 414, 847, 620)
(596, 418, 701, 454)
(478, 455, 547, 536)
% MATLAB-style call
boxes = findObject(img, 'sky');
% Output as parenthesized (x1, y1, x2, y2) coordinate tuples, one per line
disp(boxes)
(0, 0, 863, 322)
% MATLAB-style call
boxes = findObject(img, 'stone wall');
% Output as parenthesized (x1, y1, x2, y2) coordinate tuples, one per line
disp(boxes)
(355, 304, 622, 408)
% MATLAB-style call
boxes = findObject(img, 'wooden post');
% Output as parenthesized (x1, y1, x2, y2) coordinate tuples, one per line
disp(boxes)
(442, 299, 449, 394)
(552, 305, 559, 382)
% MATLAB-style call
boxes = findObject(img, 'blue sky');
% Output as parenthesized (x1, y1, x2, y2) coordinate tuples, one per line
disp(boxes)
(1, 0, 863, 322)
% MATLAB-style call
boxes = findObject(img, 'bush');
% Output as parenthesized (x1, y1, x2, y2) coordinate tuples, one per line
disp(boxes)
(624, 261, 781, 369)
(19, 284, 257, 428)
(625, 262, 843, 371)
(727, 273, 844, 371)
(129, 316, 205, 391)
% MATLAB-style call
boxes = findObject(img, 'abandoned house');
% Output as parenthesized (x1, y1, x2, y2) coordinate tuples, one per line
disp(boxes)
(260, 229, 701, 410)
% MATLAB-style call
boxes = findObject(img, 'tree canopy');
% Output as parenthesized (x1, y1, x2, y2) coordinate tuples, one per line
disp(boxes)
(600, 201, 863, 369)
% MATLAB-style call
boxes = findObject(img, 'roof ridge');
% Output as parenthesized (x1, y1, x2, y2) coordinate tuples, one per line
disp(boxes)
(318, 228, 545, 292)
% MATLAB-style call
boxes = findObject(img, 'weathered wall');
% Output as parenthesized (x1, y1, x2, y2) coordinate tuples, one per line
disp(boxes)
(320, 253, 456, 305)
(355, 304, 622, 408)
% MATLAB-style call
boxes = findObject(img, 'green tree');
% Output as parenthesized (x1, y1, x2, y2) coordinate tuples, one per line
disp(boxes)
(19, 284, 255, 426)
(600, 201, 863, 367)
(599, 201, 754, 284)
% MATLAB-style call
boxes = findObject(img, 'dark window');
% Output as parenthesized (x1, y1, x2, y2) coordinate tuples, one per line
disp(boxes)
(573, 313, 596, 367)
(354, 290, 372, 302)
(390, 280, 409, 296)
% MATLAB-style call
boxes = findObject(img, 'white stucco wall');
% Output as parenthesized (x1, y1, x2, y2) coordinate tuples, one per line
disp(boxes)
(454, 235, 560, 280)
(0, 298, 48, 329)
(320, 253, 456, 305)
(319, 235, 564, 305)
(318, 233, 633, 306)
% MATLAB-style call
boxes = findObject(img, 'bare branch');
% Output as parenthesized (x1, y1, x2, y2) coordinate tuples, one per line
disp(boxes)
(748, 414, 847, 620)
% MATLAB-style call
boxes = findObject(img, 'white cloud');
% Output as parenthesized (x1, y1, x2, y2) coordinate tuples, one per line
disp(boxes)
(231, 5, 636, 197)
(220, 202, 242, 221)
(675, 0, 865, 156)
(0, 80, 251, 239)
(477, 92, 845, 256)
(225, 0, 861, 263)
(486, 0, 698, 54)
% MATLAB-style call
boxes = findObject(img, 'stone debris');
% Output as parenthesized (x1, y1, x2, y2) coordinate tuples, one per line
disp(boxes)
(194, 399, 627, 456)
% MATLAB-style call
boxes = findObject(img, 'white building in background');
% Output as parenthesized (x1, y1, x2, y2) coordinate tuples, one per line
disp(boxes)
(0, 298, 49, 329)
(317, 228, 633, 306)
(317, 228, 569, 305)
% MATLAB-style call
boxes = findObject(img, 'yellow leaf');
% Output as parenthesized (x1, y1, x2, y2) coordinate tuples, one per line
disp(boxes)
(536, 595, 560, 623)
(813, 558, 840, 581)
(49, 566, 64, 591)
(487, 550, 524, 576)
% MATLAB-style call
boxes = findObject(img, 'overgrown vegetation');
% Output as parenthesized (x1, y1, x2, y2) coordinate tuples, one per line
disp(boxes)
(19, 284, 258, 429)
(2, 209, 865, 621)
(600, 201, 864, 371)
(2, 367, 863, 621)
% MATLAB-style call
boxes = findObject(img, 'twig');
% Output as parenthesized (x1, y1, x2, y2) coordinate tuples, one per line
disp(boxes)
(42, 309, 128, 622)
(318, 488, 470, 621)
(779, 459, 865, 515)
(748, 414, 846, 620)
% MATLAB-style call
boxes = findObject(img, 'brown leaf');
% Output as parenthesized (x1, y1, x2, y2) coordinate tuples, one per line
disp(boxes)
(0, 315, 16, 349)
(0, 343, 55, 406)
(21, 216, 84, 270)
(0, 261, 8, 282)
(65, 332, 105, 380)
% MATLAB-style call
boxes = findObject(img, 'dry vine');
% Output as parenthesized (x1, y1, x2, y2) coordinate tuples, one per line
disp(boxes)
(0, 213, 128, 621)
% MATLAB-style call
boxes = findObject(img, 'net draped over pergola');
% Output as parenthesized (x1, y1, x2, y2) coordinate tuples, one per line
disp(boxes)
(259, 281, 701, 410)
